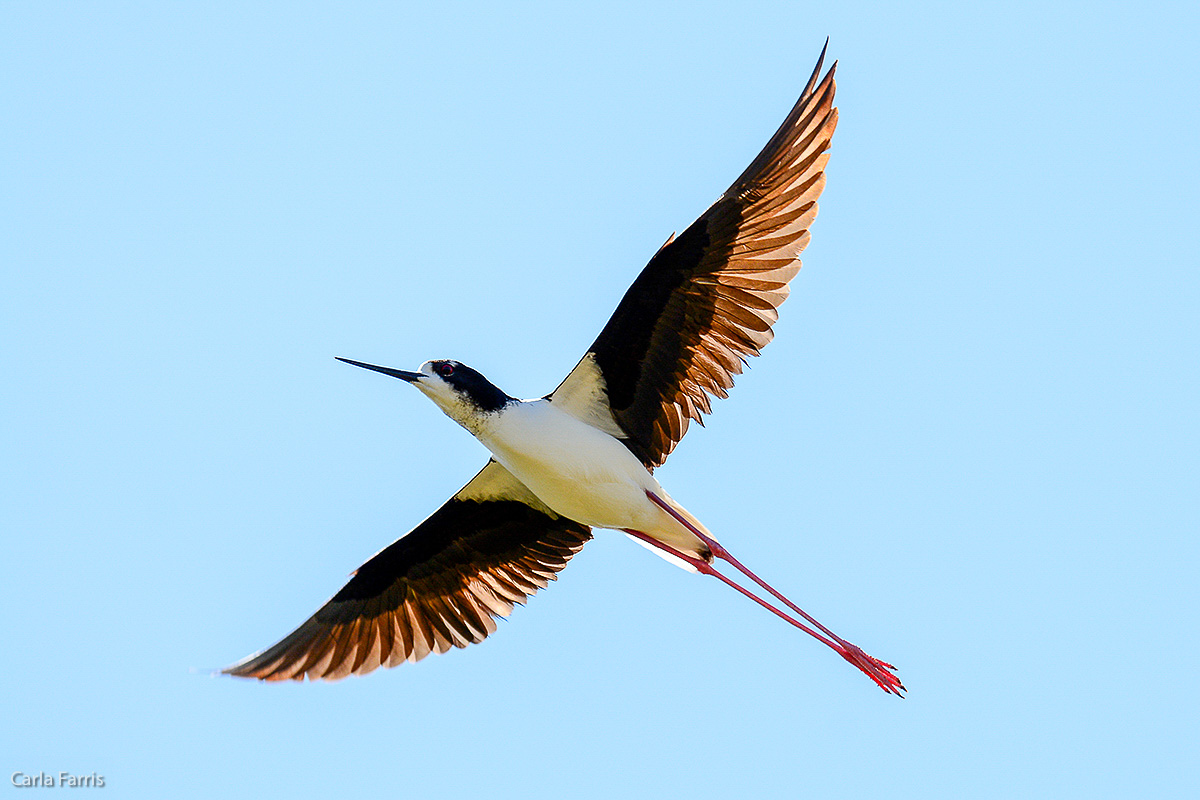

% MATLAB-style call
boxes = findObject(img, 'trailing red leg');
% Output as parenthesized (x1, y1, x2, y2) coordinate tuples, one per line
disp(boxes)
(636, 491, 905, 696)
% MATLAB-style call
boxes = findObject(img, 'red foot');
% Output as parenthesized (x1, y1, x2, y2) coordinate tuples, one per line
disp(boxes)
(639, 490, 906, 697)
(837, 642, 905, 696)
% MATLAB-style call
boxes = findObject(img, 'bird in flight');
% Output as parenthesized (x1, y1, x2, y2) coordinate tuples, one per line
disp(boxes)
(225, 44, 904, 695)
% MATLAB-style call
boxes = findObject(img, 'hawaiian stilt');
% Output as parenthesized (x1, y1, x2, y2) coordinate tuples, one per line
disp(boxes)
(225, 44, 904, 695)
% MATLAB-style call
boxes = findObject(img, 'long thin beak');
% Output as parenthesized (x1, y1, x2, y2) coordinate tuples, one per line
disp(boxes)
(335, 357, 423, 383)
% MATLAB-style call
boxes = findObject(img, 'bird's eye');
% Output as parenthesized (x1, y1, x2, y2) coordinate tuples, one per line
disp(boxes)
(437, 362, 455, 377)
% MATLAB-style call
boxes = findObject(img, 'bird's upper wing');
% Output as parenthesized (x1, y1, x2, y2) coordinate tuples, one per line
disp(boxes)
(550, 47, 837, 467)
(224, 461, 592, 681)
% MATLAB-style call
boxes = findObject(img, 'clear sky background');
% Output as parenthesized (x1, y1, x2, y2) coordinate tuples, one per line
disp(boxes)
(3, 2, 1198, 798)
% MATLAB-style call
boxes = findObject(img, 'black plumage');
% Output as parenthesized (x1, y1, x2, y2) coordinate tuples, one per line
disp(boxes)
(568, 47, 837, 466)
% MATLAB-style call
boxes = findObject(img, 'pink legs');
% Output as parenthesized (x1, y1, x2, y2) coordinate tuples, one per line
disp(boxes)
(628, 491, 905, 696)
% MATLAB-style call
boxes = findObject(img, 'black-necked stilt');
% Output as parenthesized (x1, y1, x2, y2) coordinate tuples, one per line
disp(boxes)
(225, 44, 904, 695)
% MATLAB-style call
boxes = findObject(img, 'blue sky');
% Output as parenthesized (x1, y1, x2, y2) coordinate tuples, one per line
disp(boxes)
(3, 2, 1198, 797)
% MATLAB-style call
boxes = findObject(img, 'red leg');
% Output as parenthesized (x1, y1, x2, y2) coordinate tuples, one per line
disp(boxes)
(640, 492, 905, 696)
(622, 529, 842, 650)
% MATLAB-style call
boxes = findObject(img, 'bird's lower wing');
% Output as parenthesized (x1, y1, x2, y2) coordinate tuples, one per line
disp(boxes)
(224, 461, 592, 681)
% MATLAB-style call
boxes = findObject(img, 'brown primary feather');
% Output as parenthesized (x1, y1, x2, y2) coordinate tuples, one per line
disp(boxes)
(579, 51, 838, 467)
(224, 492, 592, 682)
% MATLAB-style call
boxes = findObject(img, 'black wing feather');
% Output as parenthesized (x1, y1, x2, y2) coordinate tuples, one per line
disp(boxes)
(570, 46, 838, 467)
(225, 467, 592, 682)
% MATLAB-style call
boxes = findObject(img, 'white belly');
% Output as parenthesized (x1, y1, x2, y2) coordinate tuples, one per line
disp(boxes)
(478, 400, 661, 530)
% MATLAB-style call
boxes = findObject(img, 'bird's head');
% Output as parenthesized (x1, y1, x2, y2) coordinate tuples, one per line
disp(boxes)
(336, 357, 513, 434)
